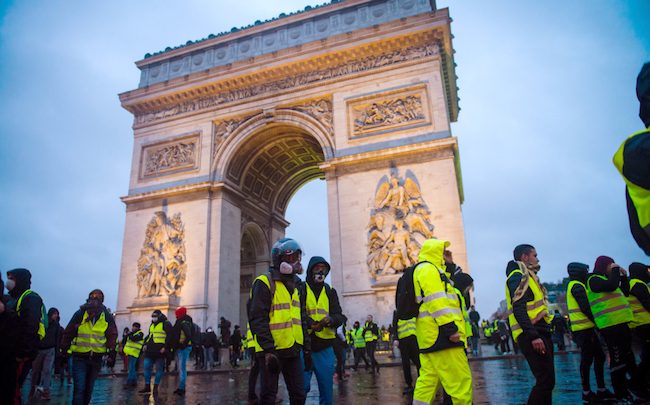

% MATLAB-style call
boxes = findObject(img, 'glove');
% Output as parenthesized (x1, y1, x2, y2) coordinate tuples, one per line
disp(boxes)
(106, 351, 117, 368)
(321, 316, 333, 327)
(264, 351, 280, 374)
(303, 351, 313, 372)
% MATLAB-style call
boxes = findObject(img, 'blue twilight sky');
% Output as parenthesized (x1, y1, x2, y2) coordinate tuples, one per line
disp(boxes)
(1, 1, 648, 323)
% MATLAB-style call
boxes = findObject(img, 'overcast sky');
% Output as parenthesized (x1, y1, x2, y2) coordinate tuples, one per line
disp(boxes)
(1, 1, 648, 323)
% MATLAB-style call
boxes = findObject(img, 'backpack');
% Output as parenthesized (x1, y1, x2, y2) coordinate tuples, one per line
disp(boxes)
(395, 261, 429, 320)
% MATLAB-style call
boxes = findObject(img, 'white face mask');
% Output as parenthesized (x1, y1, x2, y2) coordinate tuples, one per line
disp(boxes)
(280, 261, 303, 275)
(5, 279, 15, 291)
(314, 273, 325, 283)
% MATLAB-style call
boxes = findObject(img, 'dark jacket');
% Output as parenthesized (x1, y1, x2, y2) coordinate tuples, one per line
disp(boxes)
(61, 305, 118, 357)
(568, 263, 595, 322)
(143, 315, 173, 358)
(630, 262, 650, 312)
(249, 268, 311, 357)
(506, 261, 551, 341)
(218, 318, 231, 344)
(0, 275, 19, 356)
(204, 330, 218, 348)
(171, 314, 194, 350)
(299, 256, 347, 353)
(7, 268, 44, 360)
(40, 318, 62, 350)
(230, 329, 242, 350)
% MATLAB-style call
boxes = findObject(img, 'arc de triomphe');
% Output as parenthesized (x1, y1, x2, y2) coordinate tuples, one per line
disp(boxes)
(115, 0, 467, 331)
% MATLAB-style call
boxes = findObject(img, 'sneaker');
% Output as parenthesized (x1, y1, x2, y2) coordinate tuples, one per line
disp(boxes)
(138, 384, 151, 394)
(595, 389, 616, 402)
(581, 391, 597, 403)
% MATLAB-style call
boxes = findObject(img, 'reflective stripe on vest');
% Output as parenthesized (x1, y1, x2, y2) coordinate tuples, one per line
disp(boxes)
(397, 318, 416, 339)
(253, 274, 303, 350)
(363, 322, 378, 342)
(149, 322, 167, 344)
(123, 330, 144, 357)
(70, 311, 108, 354)
(17, 289, 46, 340)
(587, 274, 633, 329)
(629, 279, 650, 328)
(351, 328, 366, 348)
(306, 284, 336, 340)
(566, 280, 595, 332)
(506, 269, 552, 342)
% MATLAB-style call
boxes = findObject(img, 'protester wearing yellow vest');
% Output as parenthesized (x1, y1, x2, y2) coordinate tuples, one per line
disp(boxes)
(391, 310, 420, 395)
(613, 62, 650, 256)
(299, 256, 346, 405)
(123, 322, 144, 388)
(138, 309, 172, 396)
(350, 321, 370, 371)
(628, 262, 650, 391)
(362, 315, 380, 374)
(61, 289, 117, 405)
(412, 239, 472, 405)
(248, 238, 310, 405)
(565, 262, 614, 403)
(505, 244, 554, 405)
(587, 256, 646, 401)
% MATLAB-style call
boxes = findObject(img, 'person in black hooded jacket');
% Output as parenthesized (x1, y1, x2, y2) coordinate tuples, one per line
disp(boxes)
(6, 268, 44, 404)
(628, 262, 650, 387)
(0, 272, 20, 404)
(299, 256, 346, 405)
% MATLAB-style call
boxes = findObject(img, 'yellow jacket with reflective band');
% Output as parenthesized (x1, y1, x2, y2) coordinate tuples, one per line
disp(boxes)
(566, 280, 595, 332)
(613, 128, 650, 233)
(363, 322, 378, 342)
(70, 311, 108, 354)
(414, 239, 466, 350)
(148, 321, 167, 344)
(455, 287, 472, 340)
(628, 279, 650, 328)
(17, 289, 46, 340)
(587, 274, 633, 329)
(397, 318, 416, 339)
(123, 330, 144, 357)
(351, 327, 366, 348)
(245, 323, 255, 350)
(484, 326, 492, 338)
(252, 274, 303, 351)
(505, 267, 552, 343)
(306, 284, 335, 340)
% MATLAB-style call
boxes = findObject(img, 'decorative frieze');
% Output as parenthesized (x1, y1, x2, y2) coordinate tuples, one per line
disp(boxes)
(287, 99, 333, 135)
(134, 42, 440, 126)
(348, 85, 430, 138)
(140, 134, 200, 179)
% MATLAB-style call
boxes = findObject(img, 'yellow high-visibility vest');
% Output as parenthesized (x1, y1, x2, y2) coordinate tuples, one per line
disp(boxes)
(628, 279, 650, 328)
(70, 311, 108, 354)
(397, 318, 416, 339)
(17, 289, 46, 340)
(305, 284, 336, 340)
(148, 322, 167, 344)
(587, 274, 633, 329)
(351, 327, 366, 348)
(123, 330, 144, 358)
(566, 280, 595, 332)
(455, 287, 472, 339)
(506, 268, 552, 343)
(363, 322, 378, 342)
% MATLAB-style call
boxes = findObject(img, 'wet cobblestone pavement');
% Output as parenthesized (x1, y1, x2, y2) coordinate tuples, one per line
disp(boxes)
(22, 347, 602, 404)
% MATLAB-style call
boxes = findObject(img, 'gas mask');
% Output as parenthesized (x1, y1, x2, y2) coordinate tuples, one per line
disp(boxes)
(280, 260, 303, 275)
(314, 272, 325, 283)
(5, 278, 15, 291)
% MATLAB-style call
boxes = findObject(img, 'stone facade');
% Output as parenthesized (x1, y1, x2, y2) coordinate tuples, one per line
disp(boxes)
(116, 0, 465, 330)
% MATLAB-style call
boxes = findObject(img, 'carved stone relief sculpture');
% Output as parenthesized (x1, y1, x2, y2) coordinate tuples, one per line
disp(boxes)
(141, 135, 199, 178)
(367, 168, 435, 279)
(136, 211, 187, 297)
(288, 99, 333, 135)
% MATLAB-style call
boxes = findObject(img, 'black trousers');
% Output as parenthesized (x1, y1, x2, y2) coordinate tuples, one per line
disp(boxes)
(632, 324, 650, 387)
(248, 349, 260, 402)
(258, 353, 305, 405)
(600, 324, 638, 398)
(333, 338, 346, 377)
(366, 341, 379, 371)
(353, 347, 369, 370)
(398, 336, 420, 387)
(572, 328, 606, 392)
(519, 333, 555, 405)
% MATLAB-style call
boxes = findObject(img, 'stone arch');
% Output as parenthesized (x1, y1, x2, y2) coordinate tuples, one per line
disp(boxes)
(239, 221, 270, 328)
(241, 221, 269, 261)
(213, 109, 333, 215)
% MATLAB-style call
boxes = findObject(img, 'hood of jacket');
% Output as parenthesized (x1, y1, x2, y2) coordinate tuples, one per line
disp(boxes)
(505, 260, 522, 277)
(630, 262, 650, 283)
(418, 239, 449, 269)
(452, 272, 474, 293)
(7, 268, 32, 298)
(306, 256, 330, 283)
(567, 262, 590, 283)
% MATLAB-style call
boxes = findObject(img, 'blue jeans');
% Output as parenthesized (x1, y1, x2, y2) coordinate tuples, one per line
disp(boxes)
(177, 347, 191, 390)
(143, 357, 165, 385)
(126, 355, 138, 384)
(71, 356, 102, 405)
(303, 346, 335, 405)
